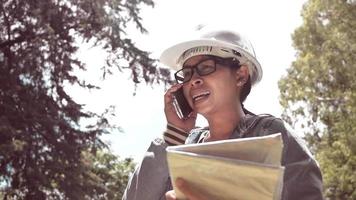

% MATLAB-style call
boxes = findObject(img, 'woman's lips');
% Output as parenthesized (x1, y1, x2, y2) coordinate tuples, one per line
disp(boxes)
(192, 91, 210, 102)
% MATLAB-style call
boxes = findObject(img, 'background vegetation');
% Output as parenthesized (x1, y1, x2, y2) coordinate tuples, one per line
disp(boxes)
(279, 0, 356, 199)
(0, 0, 171, 199)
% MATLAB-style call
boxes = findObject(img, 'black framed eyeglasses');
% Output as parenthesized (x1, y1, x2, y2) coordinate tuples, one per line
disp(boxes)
(174, 55, 240, 84)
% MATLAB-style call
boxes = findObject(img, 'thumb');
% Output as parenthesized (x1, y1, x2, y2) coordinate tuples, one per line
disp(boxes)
(165, 190, 177, 200)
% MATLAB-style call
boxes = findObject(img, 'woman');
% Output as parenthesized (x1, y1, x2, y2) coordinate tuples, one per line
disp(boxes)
(123, 28, 323, 200)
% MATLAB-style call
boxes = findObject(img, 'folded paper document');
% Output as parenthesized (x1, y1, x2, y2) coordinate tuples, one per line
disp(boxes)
(166, 133, 284, 200)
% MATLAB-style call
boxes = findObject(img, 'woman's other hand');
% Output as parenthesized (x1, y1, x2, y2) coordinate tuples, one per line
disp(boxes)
(165, 178, 207, 200)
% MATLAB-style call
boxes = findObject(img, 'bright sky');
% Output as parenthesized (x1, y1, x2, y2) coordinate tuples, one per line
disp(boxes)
(68, 0, 307, 161)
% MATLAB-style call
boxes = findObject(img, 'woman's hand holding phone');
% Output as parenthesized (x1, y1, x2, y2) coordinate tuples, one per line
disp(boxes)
(164, 84, 197, 132)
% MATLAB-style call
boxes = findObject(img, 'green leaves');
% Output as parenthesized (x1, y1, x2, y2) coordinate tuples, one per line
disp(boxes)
(279, 0, 356, 199)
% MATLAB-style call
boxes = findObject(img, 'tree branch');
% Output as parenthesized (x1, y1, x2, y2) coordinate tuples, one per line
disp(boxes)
(0, 2, 11, 41)
(0, 36, 26, 49)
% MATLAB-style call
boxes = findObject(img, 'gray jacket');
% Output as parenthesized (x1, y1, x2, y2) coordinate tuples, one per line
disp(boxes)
(123, 114, 324, 200)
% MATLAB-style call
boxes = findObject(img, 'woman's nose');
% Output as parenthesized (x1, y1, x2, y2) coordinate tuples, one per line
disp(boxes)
(190, 72, 203, 86)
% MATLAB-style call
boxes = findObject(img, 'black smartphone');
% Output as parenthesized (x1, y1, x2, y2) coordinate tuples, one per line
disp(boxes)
(172, 87, 193, 120)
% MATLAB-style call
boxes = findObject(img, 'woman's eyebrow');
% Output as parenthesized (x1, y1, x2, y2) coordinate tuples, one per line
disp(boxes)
(182, 64, 193, 68)
(183, 56, 212, 68)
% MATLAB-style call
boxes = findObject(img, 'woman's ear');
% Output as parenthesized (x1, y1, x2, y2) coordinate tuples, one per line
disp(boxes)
(235, 65, 249, 87)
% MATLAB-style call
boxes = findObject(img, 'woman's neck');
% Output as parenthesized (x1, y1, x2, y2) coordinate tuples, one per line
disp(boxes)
(205, 106, 245, 142)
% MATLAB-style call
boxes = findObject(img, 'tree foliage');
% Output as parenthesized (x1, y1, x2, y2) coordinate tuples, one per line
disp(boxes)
(0, 0, 169, 199)
(279, 0, 356, 199)
(82, 150, 136, 200)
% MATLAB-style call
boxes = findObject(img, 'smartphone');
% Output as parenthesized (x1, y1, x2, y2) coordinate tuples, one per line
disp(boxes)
(172, 87, 193, 120)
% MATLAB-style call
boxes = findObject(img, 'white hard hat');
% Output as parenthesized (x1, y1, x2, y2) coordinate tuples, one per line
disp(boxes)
(160, 28, 263, 85)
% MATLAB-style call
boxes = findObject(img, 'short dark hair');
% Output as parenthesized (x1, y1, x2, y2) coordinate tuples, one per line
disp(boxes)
(240, 76, 251, 103)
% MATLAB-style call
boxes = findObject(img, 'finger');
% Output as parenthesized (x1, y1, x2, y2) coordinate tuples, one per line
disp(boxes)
(164, 84, 183, 105)
(176, 178, 206, 200)
(165, 190, 177, 200)
(188, 111, 198, 119)
(165, 83, 183, 94)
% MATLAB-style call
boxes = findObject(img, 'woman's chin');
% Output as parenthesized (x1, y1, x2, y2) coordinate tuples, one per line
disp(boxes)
(194, 103, 216, 117)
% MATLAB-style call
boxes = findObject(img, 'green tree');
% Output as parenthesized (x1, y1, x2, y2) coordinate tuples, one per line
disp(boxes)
(0, 0, 170, 199)
(279, 0, 356, 199)
(88, 150, 136, 199)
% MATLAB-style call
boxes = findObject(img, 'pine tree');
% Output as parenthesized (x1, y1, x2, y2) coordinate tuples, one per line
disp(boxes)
(0, 0, 170, 199)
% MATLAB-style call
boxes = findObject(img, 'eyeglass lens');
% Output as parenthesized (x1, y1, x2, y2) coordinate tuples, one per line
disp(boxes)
(175, 59, 216, 83)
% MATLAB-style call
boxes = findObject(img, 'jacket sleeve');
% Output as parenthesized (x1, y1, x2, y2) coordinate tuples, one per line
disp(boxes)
(266, 118, 324, 200)
(163, 123, 189, 145)
(122, 138, 171, 200)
